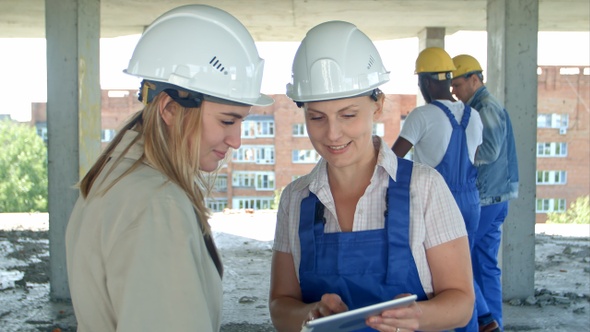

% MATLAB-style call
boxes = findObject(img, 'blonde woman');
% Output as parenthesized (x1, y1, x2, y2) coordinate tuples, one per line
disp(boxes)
(65, 5, 272, 332)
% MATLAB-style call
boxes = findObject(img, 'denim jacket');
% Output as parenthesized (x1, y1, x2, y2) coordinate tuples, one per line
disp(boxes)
(469, 86, 519, 206)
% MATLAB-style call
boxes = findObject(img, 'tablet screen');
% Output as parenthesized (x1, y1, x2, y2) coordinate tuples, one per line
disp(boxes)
(303, 294, 417, 332)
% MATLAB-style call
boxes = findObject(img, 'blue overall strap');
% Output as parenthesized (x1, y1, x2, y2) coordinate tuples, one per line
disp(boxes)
(461, 105, 472, 129)
(431, 100, 471, 129)
(431, 100, 476, 188)
(386, 158, 412, 282)
(299, 192, 323, 272)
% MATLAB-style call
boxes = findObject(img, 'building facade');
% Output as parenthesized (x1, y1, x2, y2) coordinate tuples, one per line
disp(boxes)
(209, 93, 414, 211)
(29, 65, 589, 222)
(535, 66, 589, 223)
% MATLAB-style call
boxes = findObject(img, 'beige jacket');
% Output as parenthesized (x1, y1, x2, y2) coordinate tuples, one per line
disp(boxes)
(66, 131, 222, 331)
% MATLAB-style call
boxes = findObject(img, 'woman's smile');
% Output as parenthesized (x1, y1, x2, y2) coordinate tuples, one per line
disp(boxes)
(326, 142, 351, 153)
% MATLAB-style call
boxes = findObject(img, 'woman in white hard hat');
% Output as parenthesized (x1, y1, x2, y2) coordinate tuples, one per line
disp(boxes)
(65, 5, 272, 331)
(269, 21, 474, 332)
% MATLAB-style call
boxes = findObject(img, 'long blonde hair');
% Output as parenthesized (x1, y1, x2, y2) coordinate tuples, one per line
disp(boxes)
(79, 91, 214, 236)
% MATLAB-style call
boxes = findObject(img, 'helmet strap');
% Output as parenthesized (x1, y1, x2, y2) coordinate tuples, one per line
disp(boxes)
(164, 89, 203, 108)
(464, 71, 484, 82)
(139, 79, 250, 108)
(424, 72, 453, 81)
(293, 88, 381, 108)
(140, 80, 156, 105)
(202, 94, 251, 107)
(351, 88, 381, 101)
(369, 88, 381, 101)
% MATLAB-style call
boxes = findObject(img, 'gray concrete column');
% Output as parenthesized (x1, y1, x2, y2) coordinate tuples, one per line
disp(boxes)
(46, 0, 101, 300)
(487, 0, 538, 300)
(418, 27, 446, 50)
(416, 27, 446, 106)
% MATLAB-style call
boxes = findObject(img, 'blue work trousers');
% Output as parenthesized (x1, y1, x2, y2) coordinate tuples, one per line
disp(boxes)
(473, 202, 509, 330)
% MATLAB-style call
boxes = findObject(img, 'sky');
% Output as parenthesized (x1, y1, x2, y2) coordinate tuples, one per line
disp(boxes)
(0, 31, 588, 122)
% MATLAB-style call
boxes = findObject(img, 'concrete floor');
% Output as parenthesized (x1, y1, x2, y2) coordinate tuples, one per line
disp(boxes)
(0, 213, 588, 331)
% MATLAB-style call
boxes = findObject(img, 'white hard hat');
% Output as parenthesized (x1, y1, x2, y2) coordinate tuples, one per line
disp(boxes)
(286, 21, 390, 103)
(124, 4, 273, 106)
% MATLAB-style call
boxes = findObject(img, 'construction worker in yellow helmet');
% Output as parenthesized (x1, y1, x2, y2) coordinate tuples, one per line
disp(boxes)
(393, 47, 484, 332)
(451, 54, 520, 332)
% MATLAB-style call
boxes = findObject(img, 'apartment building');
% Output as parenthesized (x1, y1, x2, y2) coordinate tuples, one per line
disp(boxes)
(535, 66, 589, 223)
(29, 65, 589, 222)
(31, 90, 141, 144)
(203, 93, 414, 212)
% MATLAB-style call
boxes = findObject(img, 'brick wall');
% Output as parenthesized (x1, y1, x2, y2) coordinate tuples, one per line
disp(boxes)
(29, 66, 589, 221)
(101, 90, 143, 130)
(536, 66, 589, 223)
(212, 93, 416, 208)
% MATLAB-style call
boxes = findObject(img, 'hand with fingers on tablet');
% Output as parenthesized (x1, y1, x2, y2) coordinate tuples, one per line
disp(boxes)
(365, 294, 422, 332)
(302, 294, 418, 332)
(305, 293, 349, 324)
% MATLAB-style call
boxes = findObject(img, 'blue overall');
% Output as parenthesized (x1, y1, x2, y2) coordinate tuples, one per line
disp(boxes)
(432, 101, 482, 332)
(298, 158, 427, 332)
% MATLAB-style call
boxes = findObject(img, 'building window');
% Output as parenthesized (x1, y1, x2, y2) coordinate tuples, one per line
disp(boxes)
(101, 129, 116, 142)
(233, 146, 256, 162)
(536, 170, 567, 185)
(373, 123, 385, 137)
(256, 146, 275, 164)
(537, 113, 568, 129)
(36, 124, 48, 142)
(232, 171, 275, 190)
(233, 145, 275, 164)
(256, 173, 275, 190)
(292, 123, 308, 137)
(537, 142, 567, 157)
(242, 119, 275, 138)
(233, 197, 274, 210)
(233, 172, 255, 188)
(292, 149, 321, 163)
(107, 90, 130, 98)
(536, 198, 566, 213)
(207, 198, 228, 212)
(559, 67, 580, 75)
(213, 175, 227, 192)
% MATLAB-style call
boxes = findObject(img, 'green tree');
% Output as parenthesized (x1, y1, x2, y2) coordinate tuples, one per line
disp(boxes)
(0, 119, 48, 212)
(272, 187, 284, 210)
(546, 195, 590, 224)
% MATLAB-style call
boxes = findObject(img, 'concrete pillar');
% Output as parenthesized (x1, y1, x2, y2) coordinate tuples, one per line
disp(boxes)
(487, 0, 538, 300)
(46, 0, 101, 300)
(416, 27, 446, 106)
(418, 27, 446, 50)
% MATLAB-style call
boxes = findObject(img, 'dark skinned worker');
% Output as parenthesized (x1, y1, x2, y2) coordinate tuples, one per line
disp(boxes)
(392, 47, 485, 332)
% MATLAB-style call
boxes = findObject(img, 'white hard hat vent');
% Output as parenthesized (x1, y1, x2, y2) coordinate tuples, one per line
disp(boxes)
(367, 55, 376, 70)
(209, 56, 227, 74)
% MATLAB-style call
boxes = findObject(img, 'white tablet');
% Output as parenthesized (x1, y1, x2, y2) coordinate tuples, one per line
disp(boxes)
(302, 294, 418, 332)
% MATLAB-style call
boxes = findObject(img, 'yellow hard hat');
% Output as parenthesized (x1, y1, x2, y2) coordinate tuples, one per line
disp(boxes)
(415, 47, 456, 76)
(452, 54, 483, 78)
